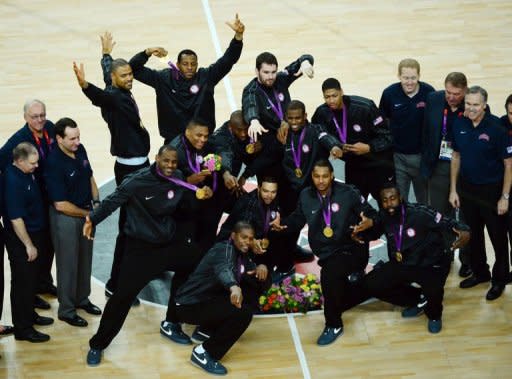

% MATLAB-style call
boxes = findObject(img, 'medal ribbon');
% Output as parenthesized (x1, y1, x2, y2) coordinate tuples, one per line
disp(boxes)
(32, 129, 52, 159)
(181, 136, 201, 173)
(290, 127, 306, 172)
(331, 108, 347, 143)
(155, 166, 199, 192)
(258, 85, 283, 120)
(317, 192, 332, 228)
(393, 204, 406, 253)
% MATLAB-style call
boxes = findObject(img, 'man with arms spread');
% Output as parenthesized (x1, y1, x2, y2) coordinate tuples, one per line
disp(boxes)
(73, 32, 151, 306)
(84, 145, 210, 366)
(273, 160, 377, 346)
(130, 14, 245, 143)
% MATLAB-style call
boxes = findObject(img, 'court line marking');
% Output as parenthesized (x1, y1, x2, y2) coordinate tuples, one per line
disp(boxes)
(287, 314, 312, 379)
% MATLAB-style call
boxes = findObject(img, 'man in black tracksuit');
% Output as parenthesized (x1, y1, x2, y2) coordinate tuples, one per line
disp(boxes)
(73, 32, 151, 302)
(274, 159, 378, 346)
(210, 110, 272, 187)
(171, 119, 237, 253)
(242, 51, 314, 182)
(312, 78, 394, 203)
(217, 177, 282, 279)
(129, 15, 245, 143)
(352, 184, 470, 334)
(84, 146, 208, 366)
(175, 222, 257, 376)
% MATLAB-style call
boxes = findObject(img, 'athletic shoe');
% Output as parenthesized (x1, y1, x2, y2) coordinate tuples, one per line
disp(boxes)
(190, 346, 227, 375)
(271, 266, 296, 284)
(401, 294, 427, 318)
(191, 326, 211, 344)
(428, 319, 442, 334)
(86, 348, 102, 366)
(160, 321, 192, 345)
(316, 326, 344, 346)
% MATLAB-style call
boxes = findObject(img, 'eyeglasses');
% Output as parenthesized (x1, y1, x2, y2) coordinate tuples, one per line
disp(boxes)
(28, 113, 46, 120)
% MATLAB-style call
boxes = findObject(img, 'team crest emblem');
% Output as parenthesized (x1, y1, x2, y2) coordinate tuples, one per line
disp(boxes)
(190, 84, 199, 94)
(278, 93, 285, 102)
(271, 211, 277, 219)
(302, 144, 310, 153)
(167, 190, 175, 199)
(331, 203, 340, 212)
(406, 228, 416, 237)
(353, 124, 362, 132)
(196, 155, 204, 164)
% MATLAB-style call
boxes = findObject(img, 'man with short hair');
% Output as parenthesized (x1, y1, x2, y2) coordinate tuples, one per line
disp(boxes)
(0, 99, 57, 303)
(130, 14, 245, 143)
(379, 58, 434, 202)
(73, 32, 151, 305)
(273, 160, 378, 346)
(449, 86, 512, 300)
(84, 145, 209, 366)
(170, 119, 235, 252)
(174, 221, 256, 376)
(44, 118, 101, 327)
(312, 78, 394, 204)
(4, 142, 54, 342)
(501, 94, 512, 129)
(420, 72, 472, 277)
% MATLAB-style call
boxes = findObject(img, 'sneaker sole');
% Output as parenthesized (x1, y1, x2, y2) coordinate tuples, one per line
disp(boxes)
(190, 359, 227, 376)
(160, 329, 192, 345)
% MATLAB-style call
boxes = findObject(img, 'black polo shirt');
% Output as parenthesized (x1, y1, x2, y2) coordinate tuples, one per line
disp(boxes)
(4, 165, 46, 232)
(379, 81, 435, 154)
(452, 114, 512, 185)
(44, 144, 93, 209)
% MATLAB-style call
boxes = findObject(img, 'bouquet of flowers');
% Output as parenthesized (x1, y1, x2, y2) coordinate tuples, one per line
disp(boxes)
(258, 273, 323, 314)
(202, 153, 222, 172)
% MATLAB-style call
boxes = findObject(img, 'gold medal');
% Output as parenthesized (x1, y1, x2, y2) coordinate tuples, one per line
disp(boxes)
(245, 143, 255, 154)
(195, 188, 206, 199)
(261, 238, 269, 249)
(295, 168, 303, 178)
(323, 226, 333, 238)
(395, 251, 403, 262)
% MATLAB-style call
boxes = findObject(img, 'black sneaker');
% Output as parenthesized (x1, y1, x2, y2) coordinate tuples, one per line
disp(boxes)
(191, 326, 211, 344)
(34, 295, 50, 310)
(402, 294, 427, 318)
(271, 266, 296, 284)
(316, 326, 344, 346)
(190, 346, 227, 375)
(160, 321, 192, 345)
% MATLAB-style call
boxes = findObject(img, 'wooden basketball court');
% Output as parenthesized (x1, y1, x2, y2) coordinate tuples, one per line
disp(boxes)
(0, 1, 511, 377)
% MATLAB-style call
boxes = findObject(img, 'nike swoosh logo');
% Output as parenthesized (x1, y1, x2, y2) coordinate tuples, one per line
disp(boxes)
(266, 106, 272, 110)
(460, 131, 467, 134)
(192, 352, 208, 365)
(145, 196, 155, 200)
(70, 171, 75, 177)
(312, 210, 317, 214)
(334, 327, 342, 334)
(417, 300, 427, 307)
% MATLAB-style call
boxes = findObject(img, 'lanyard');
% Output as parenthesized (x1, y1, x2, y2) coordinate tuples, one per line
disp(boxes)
(32, 129, 52, 159)
(393, 204, 406, 252)
(258, 201, 272, 235)
(290, 127, 306, 171)
(331, 108, 347, 143)
(317, 192, 332, 228)
(258, 86, 283, 120)
(181, 136, 201, 173)
(155, 166, 199, 192)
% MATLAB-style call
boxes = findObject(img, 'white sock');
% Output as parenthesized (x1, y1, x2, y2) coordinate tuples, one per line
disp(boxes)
(195, 344, 205, 354)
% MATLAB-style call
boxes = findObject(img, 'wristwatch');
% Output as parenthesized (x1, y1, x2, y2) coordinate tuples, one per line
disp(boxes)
(502, 193, 510, 200)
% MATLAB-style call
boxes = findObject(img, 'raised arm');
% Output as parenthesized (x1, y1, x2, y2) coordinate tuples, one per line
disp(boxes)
(129, 47, 168, 88)
(100, 31, 115, 86)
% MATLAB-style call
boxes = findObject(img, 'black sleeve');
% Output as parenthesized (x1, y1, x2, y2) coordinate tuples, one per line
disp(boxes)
(207, 38, 243, 85)
(280, 54, 315, 88)
(82, 82, 116, 108)
(213, 248, 238, 288)
(101, 54, 113, 86)
(129, 51, 160, 88)
(313, 123, 341, 151)
(282, 194, 307, 234)
(367, 101, 393, 152)
(89, 177, 134, 225)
